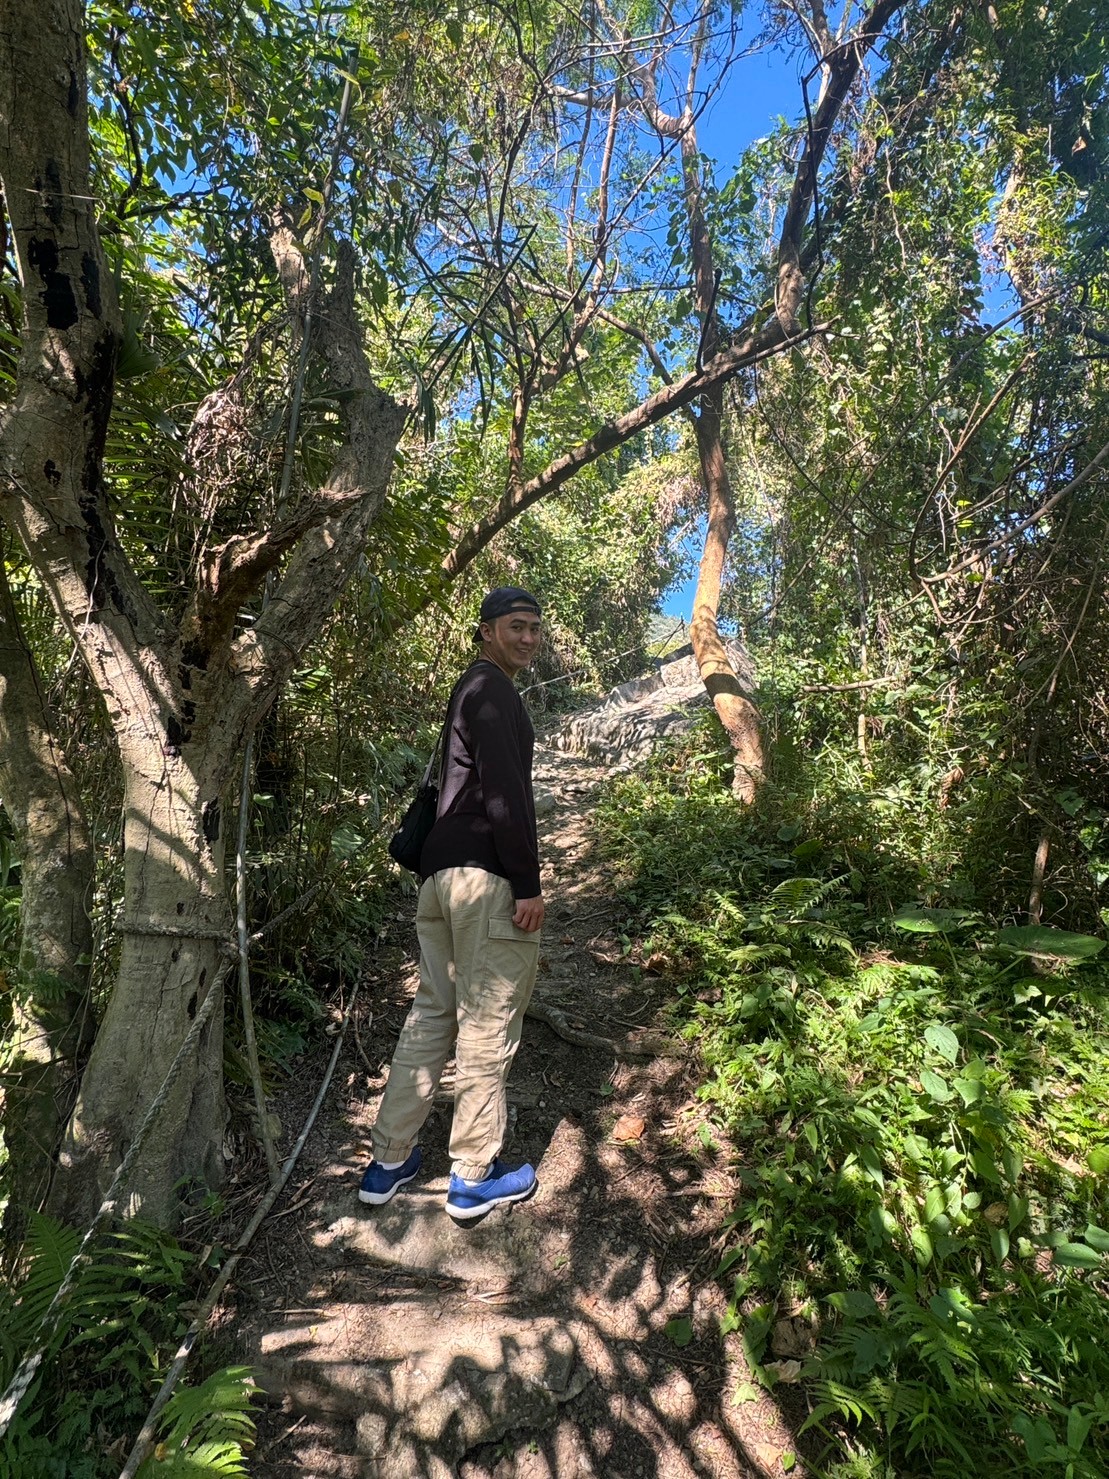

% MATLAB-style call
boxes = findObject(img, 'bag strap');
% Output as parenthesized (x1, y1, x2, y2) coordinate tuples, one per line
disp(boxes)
(421, 665, 473, 788)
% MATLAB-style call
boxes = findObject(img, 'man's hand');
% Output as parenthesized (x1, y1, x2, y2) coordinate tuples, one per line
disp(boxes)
(512, 895, 544, 932)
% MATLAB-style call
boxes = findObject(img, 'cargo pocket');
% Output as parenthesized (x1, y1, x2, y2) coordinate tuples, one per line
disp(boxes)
(476, 915, 542, 1016)
(488, 916, 541, 946)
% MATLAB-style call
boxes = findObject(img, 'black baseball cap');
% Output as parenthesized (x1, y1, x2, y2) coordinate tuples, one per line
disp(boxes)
(472, 586, 542, 641)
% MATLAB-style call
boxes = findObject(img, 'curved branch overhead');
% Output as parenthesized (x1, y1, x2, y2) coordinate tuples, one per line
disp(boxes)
(440, 0, 906, 591)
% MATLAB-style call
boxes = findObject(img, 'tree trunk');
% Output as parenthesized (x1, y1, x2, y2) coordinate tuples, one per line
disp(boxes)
(52, 743, 231, 1225)
(1, 0, 406, 1225)
(615, 39, 770, 800)
(0, 561, 94, 1237)
(690, 392, 765, 802)
(675, 108, 765, 801)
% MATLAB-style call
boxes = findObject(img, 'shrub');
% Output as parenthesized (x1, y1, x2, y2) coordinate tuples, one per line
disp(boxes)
(0, 1215, 255, 1478)
(595, 717, 1109, 1476)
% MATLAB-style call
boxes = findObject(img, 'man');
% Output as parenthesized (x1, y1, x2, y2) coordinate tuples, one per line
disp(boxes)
(359, 587, 545, 1219)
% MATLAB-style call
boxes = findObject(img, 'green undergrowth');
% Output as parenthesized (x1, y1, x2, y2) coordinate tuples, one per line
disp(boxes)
(0, 1214, 255, 1478)
(595, 720, 1109, 1478)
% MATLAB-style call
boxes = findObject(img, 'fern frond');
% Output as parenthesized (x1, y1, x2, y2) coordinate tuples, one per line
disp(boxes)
(765, 875, 846, 918)
(135, 1367, 257, 1479)
(138, 1439, 251, 1477)
(10, 1213, 81, 1330)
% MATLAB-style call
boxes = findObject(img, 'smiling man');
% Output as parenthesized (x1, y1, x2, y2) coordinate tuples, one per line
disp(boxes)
(359, 587, 545, 1219)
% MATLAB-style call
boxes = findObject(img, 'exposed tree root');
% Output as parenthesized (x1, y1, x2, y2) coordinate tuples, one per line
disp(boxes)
(525, 997, 681, 1058)
(526, 996, 618, 1052)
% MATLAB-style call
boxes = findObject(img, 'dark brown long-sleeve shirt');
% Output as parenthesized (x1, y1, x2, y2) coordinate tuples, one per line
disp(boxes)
(418, 659, 540, 899)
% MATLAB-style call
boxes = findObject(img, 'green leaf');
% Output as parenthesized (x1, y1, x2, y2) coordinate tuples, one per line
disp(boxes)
(1067, 1406, 1094, 1454)
(1052, 1241, 1103, 1269)
(970, 1148, 1001, 1183)
(954, 1075, 983, 1105)
(1013, 1412, 1054, 1463)
(1001, 1146, 1023, 1184)
(869, 1204, 898, 1242)
(733, 1381, 761, 1404)
(1087, 1146, 1109, 1175)
(995, 925, 1105, 959)
(665, 1316, 694, 1347)
(920, 1069, 952, 1102)
(892, 906, 967, 934)
(924, 1023, 959, 1063)
(1057, 788, 1085, 817)
(990, 1226, 1010, 1263)
(1008, 1195, 1029, 1230)
(928, 1287, 977, 1325)
(858, 1143, 885, 1186)
(1082, 1223, 1109, 1252)
(827, 1289, 879, 1318)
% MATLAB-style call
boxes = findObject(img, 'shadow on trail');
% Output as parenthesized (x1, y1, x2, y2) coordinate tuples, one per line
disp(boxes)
(238, 1013, 807, 1477)
(234, 751, 810, 1476)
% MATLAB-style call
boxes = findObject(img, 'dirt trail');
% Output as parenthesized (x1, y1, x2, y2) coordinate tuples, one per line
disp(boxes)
(235, 743, 800, 1477)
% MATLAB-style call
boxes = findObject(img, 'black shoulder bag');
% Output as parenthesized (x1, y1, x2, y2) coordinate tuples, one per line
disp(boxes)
(387, 673, 466, 874)
(387, 738, 444, 874)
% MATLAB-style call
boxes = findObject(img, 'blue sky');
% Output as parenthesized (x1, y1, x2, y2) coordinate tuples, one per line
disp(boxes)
(659, 40, 800, 619)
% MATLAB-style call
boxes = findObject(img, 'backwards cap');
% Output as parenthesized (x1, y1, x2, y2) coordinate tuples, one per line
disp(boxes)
(472, 586, 542, 642)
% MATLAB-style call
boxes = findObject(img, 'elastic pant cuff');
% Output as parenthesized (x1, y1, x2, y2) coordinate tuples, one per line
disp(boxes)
(372, 1138, 415, 1165)
(453, 1160, 493, 1183)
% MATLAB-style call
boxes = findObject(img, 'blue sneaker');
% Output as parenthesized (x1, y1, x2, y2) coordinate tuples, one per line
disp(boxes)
(445, 1159, 538, 1220)
(358, 1146, 421, 1205)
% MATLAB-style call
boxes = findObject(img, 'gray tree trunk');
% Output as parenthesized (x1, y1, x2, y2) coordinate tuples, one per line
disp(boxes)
(0, 0, 405, 1225)
(0, 559, 94, 1235)
(51, 745, 232, 1222)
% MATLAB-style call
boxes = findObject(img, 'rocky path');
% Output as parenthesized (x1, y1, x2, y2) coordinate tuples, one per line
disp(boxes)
(234, 739, 801, 1478)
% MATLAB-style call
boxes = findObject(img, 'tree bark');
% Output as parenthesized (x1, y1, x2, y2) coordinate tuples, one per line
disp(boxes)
(0, 0, 406, 1225)
(689, 391, 765, 801)
(0, 560, 94, 1236)
(52, 744, 231, 1223)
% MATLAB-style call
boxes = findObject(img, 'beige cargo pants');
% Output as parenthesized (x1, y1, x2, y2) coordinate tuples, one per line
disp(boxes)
(370, 866, 541, 1181)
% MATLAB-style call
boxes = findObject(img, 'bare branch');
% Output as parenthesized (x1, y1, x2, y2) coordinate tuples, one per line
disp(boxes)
(926, 435, 1109, 582)
(441, 317, 823, 581)
(776, 0, 905, 334)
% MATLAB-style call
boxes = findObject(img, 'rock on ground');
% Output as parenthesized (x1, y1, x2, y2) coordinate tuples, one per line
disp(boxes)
(548, 643, 754, 766)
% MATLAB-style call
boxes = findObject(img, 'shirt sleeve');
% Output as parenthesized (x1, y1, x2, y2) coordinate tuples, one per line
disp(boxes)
(459, 674, 541, 899)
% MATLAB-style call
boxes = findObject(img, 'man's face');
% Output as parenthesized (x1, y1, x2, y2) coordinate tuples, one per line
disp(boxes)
(480, 610, 543, 676)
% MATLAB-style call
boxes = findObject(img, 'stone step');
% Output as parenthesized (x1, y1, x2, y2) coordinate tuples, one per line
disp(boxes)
(317, 1164, 558, 1298)
(249, 1298, 592, 1479)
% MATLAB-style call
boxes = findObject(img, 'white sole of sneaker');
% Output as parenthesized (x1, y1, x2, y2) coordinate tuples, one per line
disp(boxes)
(358, 1170, 419, 1205)
(445, 1181, 538, 1219)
